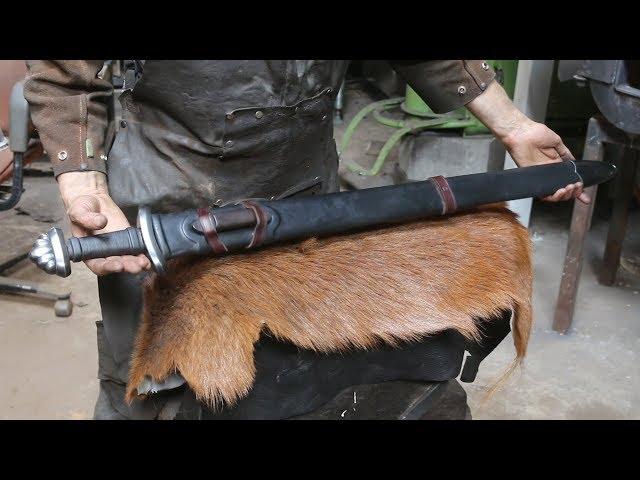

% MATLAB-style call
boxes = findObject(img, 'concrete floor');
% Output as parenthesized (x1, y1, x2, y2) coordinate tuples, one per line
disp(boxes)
(1, 83, 638, 419)
(0, 178, 98, 420)
(467, 203, 640, 419)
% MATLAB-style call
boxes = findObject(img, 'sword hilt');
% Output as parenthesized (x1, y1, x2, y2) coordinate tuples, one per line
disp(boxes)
(66, 227, 146, 261)
(29, 227, 147, 278)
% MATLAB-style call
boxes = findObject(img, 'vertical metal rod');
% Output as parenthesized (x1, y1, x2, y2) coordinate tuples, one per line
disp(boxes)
(599, 149, 638, 285)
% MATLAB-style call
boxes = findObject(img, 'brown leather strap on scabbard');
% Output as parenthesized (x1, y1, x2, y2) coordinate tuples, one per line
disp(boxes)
(429, 175, 457, 215)
(197, 208, 229, 254)
(241, 200, 269, 249)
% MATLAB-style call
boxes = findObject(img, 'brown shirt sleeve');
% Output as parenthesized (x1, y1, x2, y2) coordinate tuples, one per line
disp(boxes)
(23, 60, 113, 178)
(388, 60, 496, 113)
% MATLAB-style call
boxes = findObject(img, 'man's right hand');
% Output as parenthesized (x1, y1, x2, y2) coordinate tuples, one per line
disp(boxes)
(58, 171, 151, 276)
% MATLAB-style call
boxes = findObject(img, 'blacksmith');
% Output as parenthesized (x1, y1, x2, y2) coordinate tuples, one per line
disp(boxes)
(23, 60, 586, 419)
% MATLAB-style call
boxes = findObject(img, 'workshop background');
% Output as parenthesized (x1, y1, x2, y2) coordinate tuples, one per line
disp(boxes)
(1, 60, 638, 419)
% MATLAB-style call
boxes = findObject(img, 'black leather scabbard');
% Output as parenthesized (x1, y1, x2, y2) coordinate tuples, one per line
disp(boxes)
(30, 160, 616, 277)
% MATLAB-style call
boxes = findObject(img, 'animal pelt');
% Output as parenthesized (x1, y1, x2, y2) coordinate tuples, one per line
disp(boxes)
(126, 203, 533, 408)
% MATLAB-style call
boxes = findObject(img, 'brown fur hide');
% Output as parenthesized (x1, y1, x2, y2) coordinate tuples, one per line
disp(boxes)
(127, 204, 533, 408)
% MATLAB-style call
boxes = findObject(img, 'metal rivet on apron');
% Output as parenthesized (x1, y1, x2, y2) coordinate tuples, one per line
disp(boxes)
(457, 85, 467, 95)
(214, 199, 222, 206)
(120, 120, 127, 128)
(255, 111, 264, 119)
(57, 151, 67, 161)
(482, 62, 489, 70)
(226, 113, 234, 120)
(80, 163, 87, 170)
(322, 114, 327, 121)
(326, 88, 333, 94)
(225, 140, 234, 147)
(480, 82, 486, 89)
(294, 106, 300, 113)
(100, 154, 108, 161)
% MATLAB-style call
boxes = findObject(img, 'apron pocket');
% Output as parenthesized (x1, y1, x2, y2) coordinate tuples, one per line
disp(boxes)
(220, 87, 334, 160)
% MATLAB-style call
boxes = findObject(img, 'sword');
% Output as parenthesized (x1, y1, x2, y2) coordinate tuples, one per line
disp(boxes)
(29, 160, 616, 278)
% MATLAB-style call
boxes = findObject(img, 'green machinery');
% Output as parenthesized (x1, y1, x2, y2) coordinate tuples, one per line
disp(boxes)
(340, 60, 519, 176)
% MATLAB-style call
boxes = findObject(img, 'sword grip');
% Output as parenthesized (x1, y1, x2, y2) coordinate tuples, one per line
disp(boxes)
(66, 227, 146, 261)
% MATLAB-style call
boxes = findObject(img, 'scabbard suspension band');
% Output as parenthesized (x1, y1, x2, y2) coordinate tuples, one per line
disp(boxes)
(196, 208, 229, 254)
(429, 175, 457, 215)
(241, 200, 270, 249)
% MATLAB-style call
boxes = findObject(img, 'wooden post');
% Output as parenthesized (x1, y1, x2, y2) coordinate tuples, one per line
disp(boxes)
(552, 117, 604, 333)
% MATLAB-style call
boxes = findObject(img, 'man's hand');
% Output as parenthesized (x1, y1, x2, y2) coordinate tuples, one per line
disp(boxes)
(466, 81, 589, 204)
(500, 119, 589, 204)
(58, 171, 150, 276)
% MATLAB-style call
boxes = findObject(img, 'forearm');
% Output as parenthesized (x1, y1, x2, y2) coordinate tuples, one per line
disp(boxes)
(465, 80, 528, 143)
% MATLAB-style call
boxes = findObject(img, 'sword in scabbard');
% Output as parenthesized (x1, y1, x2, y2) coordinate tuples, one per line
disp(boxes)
(29, 160, 616, 278)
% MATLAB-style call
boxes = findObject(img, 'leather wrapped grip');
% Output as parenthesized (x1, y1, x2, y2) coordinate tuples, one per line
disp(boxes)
(66, 227, 146, 261)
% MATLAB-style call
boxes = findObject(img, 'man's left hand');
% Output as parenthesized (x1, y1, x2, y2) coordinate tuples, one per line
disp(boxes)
(465, 81, 589, 205)
(501, 118, 590, 204)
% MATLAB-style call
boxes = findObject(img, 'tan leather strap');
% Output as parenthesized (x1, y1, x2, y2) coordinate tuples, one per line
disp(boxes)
(241, 200, 269, 249)
(197, 208, 228, 254)
(429, 175, 457, 215)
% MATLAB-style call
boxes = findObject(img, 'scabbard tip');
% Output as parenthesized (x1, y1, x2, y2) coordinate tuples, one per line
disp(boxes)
(575, 160, 617, 188)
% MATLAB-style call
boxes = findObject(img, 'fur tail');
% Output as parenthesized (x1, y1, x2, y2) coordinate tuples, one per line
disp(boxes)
(513, 296, 533, 359)
(479, 297, 533, 406)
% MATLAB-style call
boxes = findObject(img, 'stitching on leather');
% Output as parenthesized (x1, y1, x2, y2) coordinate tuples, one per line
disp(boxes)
(79, 95, 85, 163)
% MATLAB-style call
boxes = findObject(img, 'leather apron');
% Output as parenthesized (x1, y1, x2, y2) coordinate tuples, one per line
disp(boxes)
(108, 60, 348, 214)
(94, 60, 348, 419)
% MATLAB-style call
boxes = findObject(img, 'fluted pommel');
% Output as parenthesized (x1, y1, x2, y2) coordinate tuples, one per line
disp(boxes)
(28, 227, 71, 277)
(29, 233, 56, 273)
